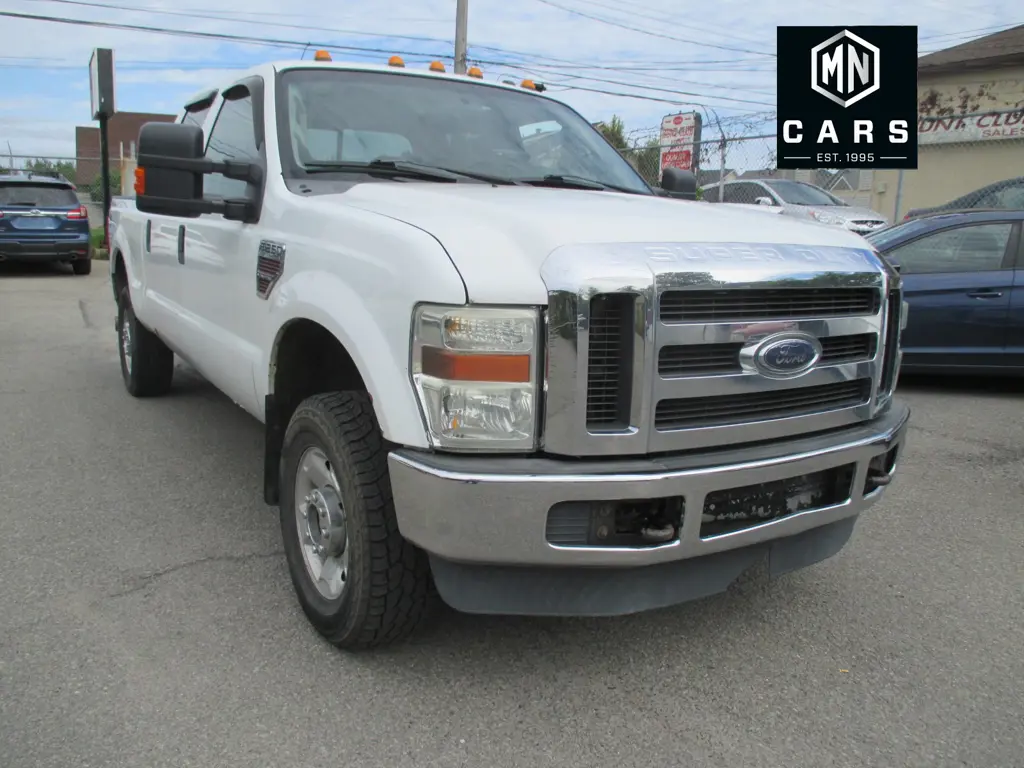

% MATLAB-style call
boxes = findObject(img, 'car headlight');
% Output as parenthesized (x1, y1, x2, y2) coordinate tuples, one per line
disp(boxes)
(810, 210, 844, 226)
(411, 305, 540, 452)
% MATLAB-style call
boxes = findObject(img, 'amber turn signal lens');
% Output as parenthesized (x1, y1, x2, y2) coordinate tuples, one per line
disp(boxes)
(421, 347, 531, 383)
(133, 166, 145, 195)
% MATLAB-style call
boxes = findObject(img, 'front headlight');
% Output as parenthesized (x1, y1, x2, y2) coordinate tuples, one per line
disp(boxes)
(411, 305, 540, 452)
(810, 210, 844, 226)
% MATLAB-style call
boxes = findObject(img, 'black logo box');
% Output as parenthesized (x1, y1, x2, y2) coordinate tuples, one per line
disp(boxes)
(776, 26, 918, 170)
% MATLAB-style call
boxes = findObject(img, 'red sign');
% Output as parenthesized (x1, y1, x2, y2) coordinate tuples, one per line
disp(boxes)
(659, 112, 698, 173)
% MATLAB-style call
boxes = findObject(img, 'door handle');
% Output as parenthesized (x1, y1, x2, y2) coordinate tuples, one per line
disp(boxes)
(177, 225, 185, 265)
(966, 289, 1003, 299)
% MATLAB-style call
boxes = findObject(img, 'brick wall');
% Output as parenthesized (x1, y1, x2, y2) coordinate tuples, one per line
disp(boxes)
(75, 111, 177, 187)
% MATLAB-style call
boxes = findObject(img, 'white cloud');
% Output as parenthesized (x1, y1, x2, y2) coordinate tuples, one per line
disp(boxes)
(1, 0, 1019, 159)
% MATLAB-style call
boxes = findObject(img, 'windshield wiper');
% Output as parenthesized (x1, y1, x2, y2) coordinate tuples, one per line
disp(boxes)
(302, 160, 460, 183)
(517, 174, 644, 194)
(302, 159, 522, 185)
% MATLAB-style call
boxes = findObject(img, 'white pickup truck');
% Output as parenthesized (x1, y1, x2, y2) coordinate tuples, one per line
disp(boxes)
(109, 56, 909, 650)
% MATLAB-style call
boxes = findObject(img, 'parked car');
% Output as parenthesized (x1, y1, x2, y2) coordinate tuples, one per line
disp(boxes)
(701, 178, 889, 235)
(109, 56, 908, 649)
(0, 170, 92, 274)
(903, 175, 1024, 220)
(865, 209, 1024, 375)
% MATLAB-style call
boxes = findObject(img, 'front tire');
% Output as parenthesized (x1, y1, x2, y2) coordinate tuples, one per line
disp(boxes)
(280, 391, 436, 650)
(117, 286, 174, 397)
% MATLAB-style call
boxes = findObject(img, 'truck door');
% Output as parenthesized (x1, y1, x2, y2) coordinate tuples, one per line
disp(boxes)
(175, 85, 263, 415)
(887, 220, 1017, 370)
(1006, 225, 1024, 369)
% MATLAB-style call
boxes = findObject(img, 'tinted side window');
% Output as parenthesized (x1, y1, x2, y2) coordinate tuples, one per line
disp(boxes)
(889, 223, 1014, 275)
(204, 95, 259, 199)
(722, 182, 761, 204)
(181, 105, 211, 129)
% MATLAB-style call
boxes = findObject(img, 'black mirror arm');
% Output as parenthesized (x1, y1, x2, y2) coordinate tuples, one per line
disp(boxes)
(137, 153, 263, 186)
(136, 194, 254, 221)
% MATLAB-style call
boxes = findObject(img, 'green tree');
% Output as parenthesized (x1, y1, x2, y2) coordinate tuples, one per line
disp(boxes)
(24, 157, 77, 182)
(595, 115, 629, 150)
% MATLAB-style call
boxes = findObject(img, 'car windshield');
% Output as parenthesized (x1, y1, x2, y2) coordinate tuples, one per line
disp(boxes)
(0, 182, 79, 207)
(763, 180, 844, 206)
(864, 217, 936, 250)
(277, 68, 653, 194)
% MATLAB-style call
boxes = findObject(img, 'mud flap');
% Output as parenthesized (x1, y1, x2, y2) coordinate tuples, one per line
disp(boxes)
(263, 394, 284, 505)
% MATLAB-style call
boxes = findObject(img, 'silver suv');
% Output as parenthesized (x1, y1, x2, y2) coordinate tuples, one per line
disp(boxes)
(703, 178, 889, 235)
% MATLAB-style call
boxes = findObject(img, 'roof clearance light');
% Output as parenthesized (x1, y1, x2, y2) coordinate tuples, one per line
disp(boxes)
(520, 79, 537, 90)
(314, 50, 332, 61)
(388, 55, 405, 68)
(429, 60, 446, 72)
(467, 66, 483, 78)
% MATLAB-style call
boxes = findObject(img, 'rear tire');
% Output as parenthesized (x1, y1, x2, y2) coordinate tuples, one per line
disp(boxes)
(72, 258, 92, 275)
(279, 391, 436, 650)
(117, 286, 174, 397)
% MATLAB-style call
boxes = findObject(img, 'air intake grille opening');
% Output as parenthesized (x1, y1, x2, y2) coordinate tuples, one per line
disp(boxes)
(655, 379, 871, 430)
(658, 334, 878, 377)
(879, 290, 902, 395)
(659, 288, 881, 323)
(586, 294, 635, 429)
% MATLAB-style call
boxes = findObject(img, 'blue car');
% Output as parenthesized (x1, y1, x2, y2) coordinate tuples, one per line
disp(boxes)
(0, 170, 92, 275)
(865, 209, 1024, 375)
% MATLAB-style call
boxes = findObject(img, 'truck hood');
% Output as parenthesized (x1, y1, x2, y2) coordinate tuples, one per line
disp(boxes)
(333, 182, 878, 304)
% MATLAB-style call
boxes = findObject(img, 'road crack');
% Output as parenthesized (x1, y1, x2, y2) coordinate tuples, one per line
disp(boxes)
(105, 550, 284, 600)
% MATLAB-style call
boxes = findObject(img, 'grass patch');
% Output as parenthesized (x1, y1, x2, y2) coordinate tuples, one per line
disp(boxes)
(90, 227, 105, 250)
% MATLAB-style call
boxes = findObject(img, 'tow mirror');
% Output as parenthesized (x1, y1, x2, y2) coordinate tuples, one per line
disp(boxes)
(660, 167, 697, 200)
(135, 122, 262, 222)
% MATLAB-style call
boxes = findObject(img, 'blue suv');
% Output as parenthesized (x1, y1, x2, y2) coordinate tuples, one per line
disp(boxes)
(0, 170, 92, 275)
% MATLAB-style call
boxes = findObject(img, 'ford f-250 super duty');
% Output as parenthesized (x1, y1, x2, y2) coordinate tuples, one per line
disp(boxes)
(109, 54, 910, 650)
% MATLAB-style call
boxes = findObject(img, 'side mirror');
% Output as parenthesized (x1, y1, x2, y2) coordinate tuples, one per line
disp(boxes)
(135, 122, 262, 222)
(660, 167, 697, 200)
(754, 196, 774, 206)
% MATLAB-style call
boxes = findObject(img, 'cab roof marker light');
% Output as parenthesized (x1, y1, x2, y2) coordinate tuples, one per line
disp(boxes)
(467, 66, 483, 78)
(388, 55, 405, 68)
(520, 79, 536, 90)
(429, 60, 446, 72)
(313, 50, 332, 61)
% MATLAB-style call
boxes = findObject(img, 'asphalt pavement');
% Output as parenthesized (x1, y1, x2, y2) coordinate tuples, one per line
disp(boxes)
(2, 264, 1022, 768)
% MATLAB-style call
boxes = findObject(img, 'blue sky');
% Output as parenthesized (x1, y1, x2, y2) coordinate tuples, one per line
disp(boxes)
(0, 0, 1019, 162)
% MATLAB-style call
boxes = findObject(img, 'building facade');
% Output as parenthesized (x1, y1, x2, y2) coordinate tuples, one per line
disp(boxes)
(74, 111, 177, 187)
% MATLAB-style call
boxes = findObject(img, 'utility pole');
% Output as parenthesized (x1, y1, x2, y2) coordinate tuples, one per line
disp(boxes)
(454, 0, 469, 74)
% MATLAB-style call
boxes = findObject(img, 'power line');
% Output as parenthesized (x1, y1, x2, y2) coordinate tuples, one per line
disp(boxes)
(0, 10, 778, 109)
(531, 0, 776, 57)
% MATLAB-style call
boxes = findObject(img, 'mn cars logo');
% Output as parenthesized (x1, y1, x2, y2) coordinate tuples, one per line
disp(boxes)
(811, 29, 880, 108)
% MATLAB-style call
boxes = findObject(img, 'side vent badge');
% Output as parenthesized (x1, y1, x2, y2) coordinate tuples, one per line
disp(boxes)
(256, 240, 286, 299)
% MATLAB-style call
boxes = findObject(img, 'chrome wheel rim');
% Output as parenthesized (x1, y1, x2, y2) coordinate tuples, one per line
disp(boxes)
(294, 446, 349, 600)
(121, 313, 132, 372)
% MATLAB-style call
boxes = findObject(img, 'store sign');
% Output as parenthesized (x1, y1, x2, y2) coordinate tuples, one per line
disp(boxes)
(919, 109, 1024, 145)
(659, 112, 702, 175)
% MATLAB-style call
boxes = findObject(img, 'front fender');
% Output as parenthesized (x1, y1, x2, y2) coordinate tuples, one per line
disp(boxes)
(264, 270, 462, 449)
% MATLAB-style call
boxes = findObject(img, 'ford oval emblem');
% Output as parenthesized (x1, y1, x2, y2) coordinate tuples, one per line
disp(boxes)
(753, 335, 821, 377)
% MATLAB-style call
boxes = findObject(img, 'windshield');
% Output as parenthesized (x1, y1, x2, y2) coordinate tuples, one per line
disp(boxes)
(277, 69, 652, 194)
(763, 180, 845, 206)
(0, 182, 79, 207)
(864, 217, 936, 250)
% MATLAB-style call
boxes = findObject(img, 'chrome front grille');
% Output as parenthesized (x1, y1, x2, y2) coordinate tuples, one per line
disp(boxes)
(659, 287, 880, 322)
(653, 378, 872, 430)
(542, 241, 903, 458)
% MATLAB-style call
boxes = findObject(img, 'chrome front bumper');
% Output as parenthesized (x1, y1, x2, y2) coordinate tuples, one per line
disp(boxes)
(388, 402, 910, 568)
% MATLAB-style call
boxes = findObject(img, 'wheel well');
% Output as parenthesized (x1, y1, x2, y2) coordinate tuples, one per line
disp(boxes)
(112, 251, 128, 302)
(264, 319, 369, 505)
(271, 319, 368, 426)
